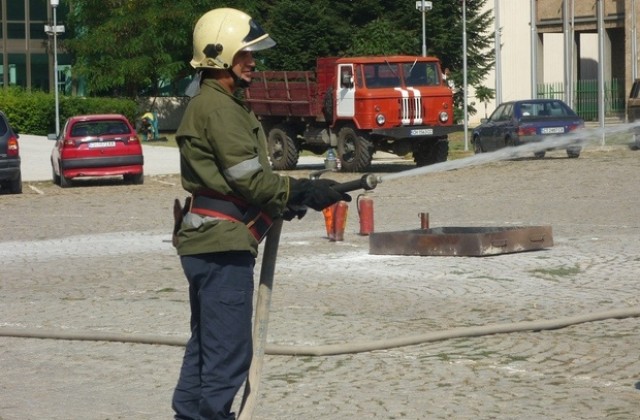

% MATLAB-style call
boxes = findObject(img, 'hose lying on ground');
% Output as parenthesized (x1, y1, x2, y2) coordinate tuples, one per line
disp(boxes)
(1, 306, 639, 356)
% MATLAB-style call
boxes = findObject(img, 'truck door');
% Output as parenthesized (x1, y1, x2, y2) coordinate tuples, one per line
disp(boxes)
(336, 64, 355, 118)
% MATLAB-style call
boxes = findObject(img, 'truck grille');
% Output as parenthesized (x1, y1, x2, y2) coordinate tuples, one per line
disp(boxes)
(395, 88, 423, 125)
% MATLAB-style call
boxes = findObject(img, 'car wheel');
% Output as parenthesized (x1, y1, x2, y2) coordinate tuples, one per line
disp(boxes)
(52, 166, 61, 185)
(59, 166, 71, 188)
(8, 172, 22, 194)
(534, 151, 546, 159)
(566, 148, 580, 158)
(124, 173, 144, 185)
(473, 136, 484, 154)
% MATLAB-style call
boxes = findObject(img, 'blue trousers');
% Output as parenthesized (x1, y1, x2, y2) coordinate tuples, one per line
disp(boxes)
(172, 252, 255, 420)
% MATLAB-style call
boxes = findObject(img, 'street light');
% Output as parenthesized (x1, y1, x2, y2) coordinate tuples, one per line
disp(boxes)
(415, 1, 433, 57)
(462, 0, 469, 151)
(45, 0, 65, 137)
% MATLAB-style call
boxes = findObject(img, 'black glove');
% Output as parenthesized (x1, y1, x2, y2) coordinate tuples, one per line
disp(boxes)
(282, 204, 307, 221)
(288, 178, 351, 212)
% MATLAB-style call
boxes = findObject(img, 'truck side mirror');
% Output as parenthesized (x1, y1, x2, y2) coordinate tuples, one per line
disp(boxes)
(340, 71, 353, 88)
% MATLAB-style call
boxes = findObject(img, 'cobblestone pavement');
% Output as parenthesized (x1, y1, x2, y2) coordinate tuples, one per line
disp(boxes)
(1, 145, 639, 419)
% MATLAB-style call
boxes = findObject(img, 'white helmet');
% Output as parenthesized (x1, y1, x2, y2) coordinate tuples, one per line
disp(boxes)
(190, 8, 276, 70)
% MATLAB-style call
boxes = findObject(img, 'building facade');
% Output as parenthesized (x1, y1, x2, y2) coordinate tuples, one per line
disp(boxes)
(476, 0, 639, 124)
(0, 0, 70, 92)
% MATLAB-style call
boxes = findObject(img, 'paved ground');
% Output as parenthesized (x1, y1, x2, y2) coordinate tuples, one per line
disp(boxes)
(1, 138, 639, 419)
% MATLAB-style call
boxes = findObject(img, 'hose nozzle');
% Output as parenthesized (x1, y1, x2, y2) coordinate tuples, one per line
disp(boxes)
(332, 173, 381, 193)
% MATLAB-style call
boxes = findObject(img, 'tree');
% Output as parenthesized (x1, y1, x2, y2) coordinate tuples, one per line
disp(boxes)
(64, 0, 204, 97)
(475, 85, 495, 119)
(64, 0, 496, 112)
(258, 0, 351, 71)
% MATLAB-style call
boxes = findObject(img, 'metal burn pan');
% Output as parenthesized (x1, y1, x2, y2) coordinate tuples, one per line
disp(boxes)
(369, 226, 553, 257)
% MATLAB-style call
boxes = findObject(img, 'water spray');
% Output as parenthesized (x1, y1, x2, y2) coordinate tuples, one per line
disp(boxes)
(380, 121, 640, 183)
(324, 122, 640, 195)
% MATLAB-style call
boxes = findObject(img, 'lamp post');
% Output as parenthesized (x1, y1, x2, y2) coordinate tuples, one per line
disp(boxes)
(462, 0, 469, 151)
(416, 1, 433, 57)
(45, 0, 64, 137)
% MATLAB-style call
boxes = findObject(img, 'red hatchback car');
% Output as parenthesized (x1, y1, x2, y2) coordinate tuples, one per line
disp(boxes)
(50, 114, 144, 187)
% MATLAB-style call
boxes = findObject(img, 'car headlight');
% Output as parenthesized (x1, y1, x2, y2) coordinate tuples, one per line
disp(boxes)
(376, 114, 386, 126)
(439, 111, 449, 123)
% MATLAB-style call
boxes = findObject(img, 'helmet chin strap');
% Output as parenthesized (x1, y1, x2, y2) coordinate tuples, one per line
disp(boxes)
(228, 68, 250, 88)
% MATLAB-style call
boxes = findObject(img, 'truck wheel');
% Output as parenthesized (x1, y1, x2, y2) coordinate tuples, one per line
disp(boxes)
(267, 125, 299, 170)
(413, 139, 449, 167)
(337, 127, 372, 172)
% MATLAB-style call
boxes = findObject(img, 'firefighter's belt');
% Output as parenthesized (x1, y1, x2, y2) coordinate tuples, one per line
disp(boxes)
(190, 192, 273, 243)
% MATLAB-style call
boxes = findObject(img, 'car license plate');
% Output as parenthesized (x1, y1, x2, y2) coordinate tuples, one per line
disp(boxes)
(410, 128, 434, 136)
(89, 141, 116, 148)
(541, 127, 565, 134)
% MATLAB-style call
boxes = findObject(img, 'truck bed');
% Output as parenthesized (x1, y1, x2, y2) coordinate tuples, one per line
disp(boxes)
(247, 71, 322, 117)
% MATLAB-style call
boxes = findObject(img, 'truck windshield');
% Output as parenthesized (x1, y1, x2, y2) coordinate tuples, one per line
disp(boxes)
(403, 62, 441, 87)
(363, 63, 401, 89)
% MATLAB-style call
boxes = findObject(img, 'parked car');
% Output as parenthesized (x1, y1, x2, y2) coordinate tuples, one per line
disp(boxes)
(627, 78, 640, 149)
(472, 99, 584, 158)
(50, 114, 144, 187)
(0, 110, 22, 194)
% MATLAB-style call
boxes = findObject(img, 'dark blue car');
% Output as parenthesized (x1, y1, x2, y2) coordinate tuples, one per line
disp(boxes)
(0, 110, 21, 194)
(472, 99, 584, 158)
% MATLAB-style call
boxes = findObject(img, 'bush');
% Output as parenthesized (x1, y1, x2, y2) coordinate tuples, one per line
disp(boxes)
(0, 88, 138, 135)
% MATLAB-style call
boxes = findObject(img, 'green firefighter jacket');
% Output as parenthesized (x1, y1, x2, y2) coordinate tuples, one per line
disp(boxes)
(175, 78, 290, 257)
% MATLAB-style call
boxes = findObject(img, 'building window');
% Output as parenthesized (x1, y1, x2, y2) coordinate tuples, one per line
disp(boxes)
(7, 2, 26, 20)
(31, 53, 49, 91)
(30, 23, 47, 40)
(8, 54, 27, 88)
(29, 0, 47, 20)
(7, 22, 26, 39)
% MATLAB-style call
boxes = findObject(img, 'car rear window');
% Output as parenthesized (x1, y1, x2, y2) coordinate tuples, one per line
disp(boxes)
(71, 120, 130, 137)
(520, 101, 573, 118)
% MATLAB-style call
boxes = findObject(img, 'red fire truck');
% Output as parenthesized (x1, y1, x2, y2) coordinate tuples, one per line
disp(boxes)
(246, 56, 461, 172)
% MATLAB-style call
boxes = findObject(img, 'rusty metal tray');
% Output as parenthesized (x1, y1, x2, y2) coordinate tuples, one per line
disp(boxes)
(369, 226, 553, 257)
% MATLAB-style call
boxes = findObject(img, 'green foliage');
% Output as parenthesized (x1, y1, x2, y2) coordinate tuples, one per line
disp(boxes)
(348, 18, 417, 56)
(64, 0, 198, 96)
(0, 88, 137, 135)
(474, 85, 496, 119)
(259, 0, 351, 70)
(0, 88, 55, 135)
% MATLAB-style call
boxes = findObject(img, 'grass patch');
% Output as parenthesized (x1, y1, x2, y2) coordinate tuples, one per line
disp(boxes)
(529, 264, 581, 278)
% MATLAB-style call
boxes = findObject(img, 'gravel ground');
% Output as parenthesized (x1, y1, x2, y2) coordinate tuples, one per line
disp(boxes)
(1, 143, 639, 419)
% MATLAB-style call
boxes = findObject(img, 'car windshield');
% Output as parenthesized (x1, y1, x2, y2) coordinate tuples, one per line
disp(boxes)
(363, 63, 401, 88)
(71, 120, 130, 137)
(402, 62, 441, 86)
(519, 101, 574, 119)
(0, 117, 7, 136)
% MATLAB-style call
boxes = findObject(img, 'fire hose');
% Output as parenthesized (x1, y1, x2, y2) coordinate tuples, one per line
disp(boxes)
(2, 174, 640, 418)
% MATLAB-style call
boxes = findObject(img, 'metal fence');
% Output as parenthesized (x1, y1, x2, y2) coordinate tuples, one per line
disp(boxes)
(537, 79, 625, 121)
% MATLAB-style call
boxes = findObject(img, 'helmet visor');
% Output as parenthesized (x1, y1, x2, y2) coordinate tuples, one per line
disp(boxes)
(242, 35, 276, 52)
(241, 19, 276, 52)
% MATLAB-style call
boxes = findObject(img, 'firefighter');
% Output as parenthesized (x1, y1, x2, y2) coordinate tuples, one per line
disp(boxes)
(171, 8, 350, 420)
